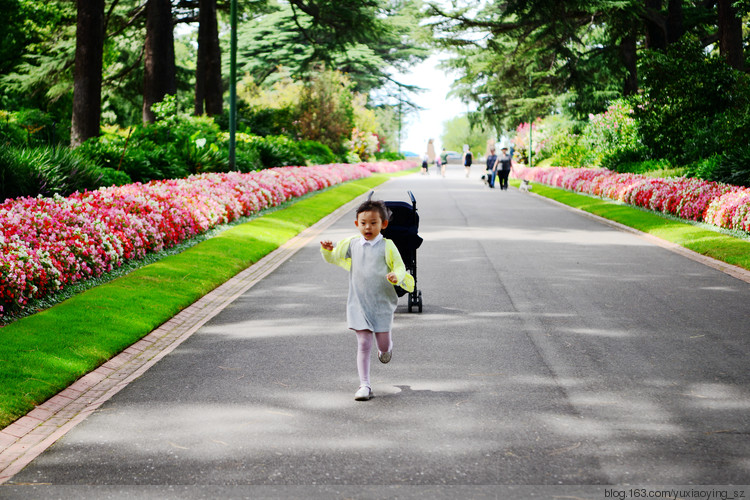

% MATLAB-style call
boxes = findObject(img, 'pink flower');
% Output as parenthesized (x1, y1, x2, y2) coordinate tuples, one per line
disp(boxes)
(1, 161, 417, 319)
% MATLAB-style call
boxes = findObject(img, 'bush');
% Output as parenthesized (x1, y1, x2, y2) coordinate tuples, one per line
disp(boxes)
(233, 140, 263, 172)
(242, 135, 306, 168)
(298, 140, 337, 165)
(98, 167, 132, 187)
(375, 151, 405, 161)
(632, 37, 749, 164)
(711, 146, 750, 188)
(0, 146, 102, 198)
(0, 111, 26, 147)
(235, 103, 298, 137)
(0, 147, 41, 200)
(685, 154, 723, 181)
(583, 99, 642, 167)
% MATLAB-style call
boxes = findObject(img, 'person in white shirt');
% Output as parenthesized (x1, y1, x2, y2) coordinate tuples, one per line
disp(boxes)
(320, 200, 414, 401)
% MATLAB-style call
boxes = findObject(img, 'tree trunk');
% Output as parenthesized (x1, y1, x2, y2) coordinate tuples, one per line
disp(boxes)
(142, 0, 176, 124)
(718, 0, 744, 70)
(620, 32, 638, 96)
(644, 0, 667, 50)
(666, 0, 684, 44)
(195, 0, 223, 116)
(70, 0, 105, 147)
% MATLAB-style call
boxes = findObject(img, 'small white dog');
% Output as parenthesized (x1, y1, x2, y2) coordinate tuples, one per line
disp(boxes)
(519, 179, 532, 192)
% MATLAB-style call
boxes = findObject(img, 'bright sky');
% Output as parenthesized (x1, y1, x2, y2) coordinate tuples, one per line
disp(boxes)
(394, 54, 471, 155)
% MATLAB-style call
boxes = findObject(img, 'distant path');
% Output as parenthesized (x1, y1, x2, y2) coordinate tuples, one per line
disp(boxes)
(3, 164, 749, 498)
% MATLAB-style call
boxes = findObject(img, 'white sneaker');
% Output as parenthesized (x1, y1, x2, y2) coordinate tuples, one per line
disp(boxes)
(378, 350, 392, 364)
(354, 386, 372, 401)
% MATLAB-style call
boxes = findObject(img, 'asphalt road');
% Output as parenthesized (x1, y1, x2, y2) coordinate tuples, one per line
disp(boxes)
(3, 165, 750, 499)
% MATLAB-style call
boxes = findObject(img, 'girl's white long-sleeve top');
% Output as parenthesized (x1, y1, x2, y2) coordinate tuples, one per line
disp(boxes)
(322, 235, 414, 332)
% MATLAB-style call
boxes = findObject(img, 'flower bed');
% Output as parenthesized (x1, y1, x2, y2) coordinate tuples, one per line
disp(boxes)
(513, 165, 750, 234)
(0, 161, 416, 317)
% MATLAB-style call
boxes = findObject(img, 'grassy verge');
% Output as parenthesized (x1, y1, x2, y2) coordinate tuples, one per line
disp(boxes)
(512, 179, 750, 271)
(0, 172, 406, 428)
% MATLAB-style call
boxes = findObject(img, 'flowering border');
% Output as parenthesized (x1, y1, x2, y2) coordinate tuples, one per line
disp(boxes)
(1, 161, 416, 317)
(513, 165, 750, 235)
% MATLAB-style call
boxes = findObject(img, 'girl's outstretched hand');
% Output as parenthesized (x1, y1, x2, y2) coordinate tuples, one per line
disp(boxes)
(320, 240, 334, 251)
(386, 272, 398, 284)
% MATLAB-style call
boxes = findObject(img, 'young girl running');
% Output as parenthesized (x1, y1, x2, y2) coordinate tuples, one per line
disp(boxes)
(320, 199, 414, 401)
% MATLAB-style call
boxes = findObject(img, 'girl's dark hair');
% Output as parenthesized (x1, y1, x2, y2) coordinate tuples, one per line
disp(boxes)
(356, 199, 391, 222)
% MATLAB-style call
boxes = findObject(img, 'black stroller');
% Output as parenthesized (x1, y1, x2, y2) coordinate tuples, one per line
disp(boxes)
(369, 190, 423, 312)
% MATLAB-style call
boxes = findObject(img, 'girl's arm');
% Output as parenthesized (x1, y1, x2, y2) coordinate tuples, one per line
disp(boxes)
(384, 240, 415, 292)
(320, 236, 354, 270)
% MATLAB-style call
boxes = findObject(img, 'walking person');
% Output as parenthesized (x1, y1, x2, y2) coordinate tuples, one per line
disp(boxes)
(421, 152, 429, 175)
(485, 147, 499, 188)
(320, 199, 415, 401)
(497, 146, 512, 190)
(462, 145, 473, 178)
(440, 148, 448, 177)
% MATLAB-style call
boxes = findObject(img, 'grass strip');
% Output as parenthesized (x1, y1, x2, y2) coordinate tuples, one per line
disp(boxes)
(513, 179, 750, 271)
(0, 172, 401, 428)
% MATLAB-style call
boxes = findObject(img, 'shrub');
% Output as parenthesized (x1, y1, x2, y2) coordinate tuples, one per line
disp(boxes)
(712, 145, 750, 188)
(0, 111, 26, 147)
(0, 147, 41, 200)
(98, 167, 132, 187)
(0, 146, 103, 198)
(298, 140, 337, 165)
(241, 134, 306, 168)
(582, 99, 642, 167)
(685, 154, 723, 181)
(236, 104, 298, 137)
(375, 151, 405, 161)
(632, 37, 749, 164)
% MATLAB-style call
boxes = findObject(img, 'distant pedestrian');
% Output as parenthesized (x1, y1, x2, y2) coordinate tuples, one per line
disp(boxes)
(497, 147, 512, 190)
(320, 199, 415, 401)
(421, 152, 429, 175)
(440, 148, 448, 177)
(462, 145, 473, 178)
(485, 148, 498, 188)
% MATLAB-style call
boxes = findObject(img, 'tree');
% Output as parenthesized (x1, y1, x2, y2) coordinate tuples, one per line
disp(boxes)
(295, 68, 355, 152)
(70, 0, 105, 147)
(234, 1, 429, 94)
(195, 0, 223, 116)
(142, 0, 176, 123)
(440, 114, 493, 156)
(717, 0, 744, 70)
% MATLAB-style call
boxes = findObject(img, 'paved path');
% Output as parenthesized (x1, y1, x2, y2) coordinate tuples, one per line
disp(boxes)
(2, 165, 750, 498)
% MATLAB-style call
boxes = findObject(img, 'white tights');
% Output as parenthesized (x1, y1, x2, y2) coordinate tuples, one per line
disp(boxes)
(355, 330, 392, 388)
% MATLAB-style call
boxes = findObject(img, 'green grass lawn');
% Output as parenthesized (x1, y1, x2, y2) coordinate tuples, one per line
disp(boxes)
(0, 172, 407, 428)
(512, 179, 750, 271)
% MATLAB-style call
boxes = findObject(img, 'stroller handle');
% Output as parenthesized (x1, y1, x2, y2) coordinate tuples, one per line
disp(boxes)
(368, 190, 417, 211)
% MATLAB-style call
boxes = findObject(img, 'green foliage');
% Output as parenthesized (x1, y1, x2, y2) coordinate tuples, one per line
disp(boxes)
(0, 112, 27, 147)
(234, 1, 429, 94)
(440, 115, 494, 156)
(582, 99, 643, 167)
(545, 134, 592, 168)
(236, 103, 298, 137)
(375, 151, 405, 161)
(240, 134, 307, 168)
(710, 145, 750, 188)
(296, 69, 356, 153)
(297, 140, 337, 165)
(631, 38, 749, 164)
(609, 158, 674, 175)
(0, 146, 102, 198)
(0, 147, 40, 200)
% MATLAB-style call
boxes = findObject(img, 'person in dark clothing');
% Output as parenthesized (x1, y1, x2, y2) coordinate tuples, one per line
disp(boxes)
(485, 148, 498, 188)
(497, 147, 512, 190)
